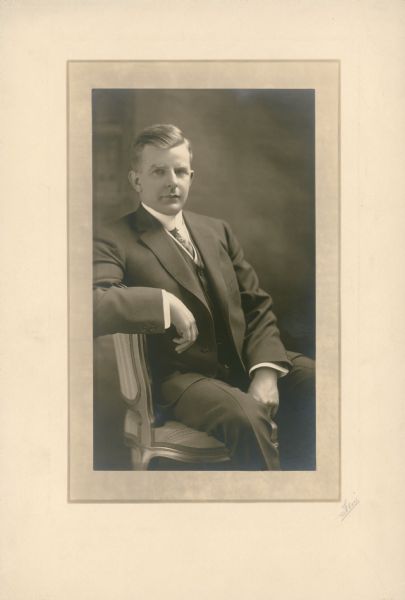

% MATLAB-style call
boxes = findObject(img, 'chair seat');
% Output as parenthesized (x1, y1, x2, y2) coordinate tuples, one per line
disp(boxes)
(124, 411, 230, 461)
(155, 420, 226, 450)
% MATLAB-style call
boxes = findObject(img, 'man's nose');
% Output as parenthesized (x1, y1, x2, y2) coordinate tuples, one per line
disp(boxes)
(166, 169, 178, 187)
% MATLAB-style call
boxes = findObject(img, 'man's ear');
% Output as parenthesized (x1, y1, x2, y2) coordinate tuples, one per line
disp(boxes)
(189, 170, 195, 184)
(128, 170, 142, 192)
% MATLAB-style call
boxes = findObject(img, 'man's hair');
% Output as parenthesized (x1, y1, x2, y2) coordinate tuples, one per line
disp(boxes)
(130, 123, 193, 170)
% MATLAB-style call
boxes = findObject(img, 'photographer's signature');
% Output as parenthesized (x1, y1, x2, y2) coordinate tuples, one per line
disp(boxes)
(339, 495, 360, 521)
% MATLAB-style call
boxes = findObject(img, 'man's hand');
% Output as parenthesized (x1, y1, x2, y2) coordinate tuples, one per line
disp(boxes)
(167, 292, 199, 353)
(248, 367, 279, 417)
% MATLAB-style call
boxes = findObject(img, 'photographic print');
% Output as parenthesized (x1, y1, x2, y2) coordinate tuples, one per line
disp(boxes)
(68, 61, 339, 501)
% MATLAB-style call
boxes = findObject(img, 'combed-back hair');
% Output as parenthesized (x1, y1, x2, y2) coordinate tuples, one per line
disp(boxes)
(130, 123, 193, 169)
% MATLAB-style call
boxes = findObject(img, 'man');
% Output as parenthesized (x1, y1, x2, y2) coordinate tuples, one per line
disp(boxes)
(93, 123, 315, 470)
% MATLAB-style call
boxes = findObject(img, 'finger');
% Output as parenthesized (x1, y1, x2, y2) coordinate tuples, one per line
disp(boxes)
(184, 323, 198, 343)
(175, 340, 194, 353)
(173, 336, 188, 343)
(173, 326, 192, 342)
(173, 333, 192, 345)
(250, 391, 274, 406)
(268, 402, 279, 418)
(174, 340, 191, 349)
(173, 336, 190, 347)
(175, 329, 198, 350)
(250, 393, 266, 405)
(268, 417, 279, 445)
(185, 325, 193, 341)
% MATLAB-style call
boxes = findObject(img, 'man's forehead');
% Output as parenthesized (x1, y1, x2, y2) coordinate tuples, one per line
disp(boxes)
(140, 142, 191, 167)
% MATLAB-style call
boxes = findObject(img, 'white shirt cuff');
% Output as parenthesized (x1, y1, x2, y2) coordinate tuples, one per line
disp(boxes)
(249, 362, 289, 378)
(162, 290, 171, 329)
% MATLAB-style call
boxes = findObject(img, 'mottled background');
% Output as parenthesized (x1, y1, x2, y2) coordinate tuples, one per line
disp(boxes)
(93, 89, 315, 468)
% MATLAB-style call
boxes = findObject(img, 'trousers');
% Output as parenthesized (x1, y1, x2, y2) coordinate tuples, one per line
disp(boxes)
(160, 353, 315, 471)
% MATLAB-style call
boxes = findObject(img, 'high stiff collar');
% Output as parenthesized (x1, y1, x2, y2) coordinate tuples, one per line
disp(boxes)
(141, 202, 184, 231)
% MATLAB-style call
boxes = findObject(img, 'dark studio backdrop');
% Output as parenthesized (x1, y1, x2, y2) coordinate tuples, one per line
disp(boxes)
(92, 89, 315, 469)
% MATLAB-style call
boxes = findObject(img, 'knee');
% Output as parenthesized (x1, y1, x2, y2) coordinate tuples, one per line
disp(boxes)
(221, 395, 270, 439)
(221, 402, 253, 432)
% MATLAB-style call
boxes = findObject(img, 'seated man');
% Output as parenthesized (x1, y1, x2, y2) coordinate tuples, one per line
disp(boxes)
(93, 123, 315, 470)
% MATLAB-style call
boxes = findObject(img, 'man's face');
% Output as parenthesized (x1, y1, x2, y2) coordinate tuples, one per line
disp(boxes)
(129, 142, 194, 216)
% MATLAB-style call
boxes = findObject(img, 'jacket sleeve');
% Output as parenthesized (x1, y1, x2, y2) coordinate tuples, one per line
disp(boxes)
(222, 221, 292, 372)
(93, 234, 166, 338)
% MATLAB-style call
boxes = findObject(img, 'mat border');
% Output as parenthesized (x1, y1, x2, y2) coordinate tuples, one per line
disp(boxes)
(68, 60, 340, 502)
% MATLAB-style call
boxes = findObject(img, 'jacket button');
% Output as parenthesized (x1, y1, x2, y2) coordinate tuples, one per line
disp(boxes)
(201, 346, 209, 353)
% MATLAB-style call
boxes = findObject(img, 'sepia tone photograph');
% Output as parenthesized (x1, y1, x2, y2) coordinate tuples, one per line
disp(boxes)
(69, 61, 339, 501)
(93, 89, 316, 472)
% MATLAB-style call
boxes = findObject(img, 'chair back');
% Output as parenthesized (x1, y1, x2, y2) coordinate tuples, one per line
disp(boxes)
(113, 333, 155, 447)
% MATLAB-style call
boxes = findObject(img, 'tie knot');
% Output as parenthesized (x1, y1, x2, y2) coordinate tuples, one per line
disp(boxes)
(169, 227, 195, 259)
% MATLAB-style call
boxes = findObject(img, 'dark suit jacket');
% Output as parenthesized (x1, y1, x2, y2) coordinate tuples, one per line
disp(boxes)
(93, 205, 291, 404)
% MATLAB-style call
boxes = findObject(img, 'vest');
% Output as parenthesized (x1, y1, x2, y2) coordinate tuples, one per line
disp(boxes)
(170, 236, 240, 377)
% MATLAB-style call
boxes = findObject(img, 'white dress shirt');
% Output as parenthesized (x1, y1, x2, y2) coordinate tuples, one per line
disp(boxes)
(141, 202, 288, 378)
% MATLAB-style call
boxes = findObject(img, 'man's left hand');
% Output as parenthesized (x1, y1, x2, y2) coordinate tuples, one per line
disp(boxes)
(248, 367, 279, 417)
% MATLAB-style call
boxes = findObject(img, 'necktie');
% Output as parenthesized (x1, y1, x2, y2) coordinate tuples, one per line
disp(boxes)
(170, 227, 195, 259)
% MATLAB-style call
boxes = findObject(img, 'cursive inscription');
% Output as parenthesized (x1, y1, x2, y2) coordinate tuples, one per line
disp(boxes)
(339, 495, 360, 521)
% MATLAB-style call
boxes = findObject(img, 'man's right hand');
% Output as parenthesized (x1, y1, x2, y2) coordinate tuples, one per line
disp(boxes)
(167, 292, 198, 353)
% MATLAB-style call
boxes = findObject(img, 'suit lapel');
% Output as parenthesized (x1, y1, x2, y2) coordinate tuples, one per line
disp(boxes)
(184, 212, 230, 320)
(131, 206, 210, 311)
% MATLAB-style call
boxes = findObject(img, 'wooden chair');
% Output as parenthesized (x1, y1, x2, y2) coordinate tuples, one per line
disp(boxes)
(112, 333, 231, 470)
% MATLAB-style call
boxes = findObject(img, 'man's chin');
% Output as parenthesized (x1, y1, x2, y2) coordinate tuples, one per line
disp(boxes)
(142, 198, 186, 216)
(160, 200, 185, 215)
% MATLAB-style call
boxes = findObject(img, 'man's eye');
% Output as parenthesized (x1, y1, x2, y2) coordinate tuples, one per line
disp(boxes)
(153, 168, 165, 176)
(176, 169, 189, 176)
